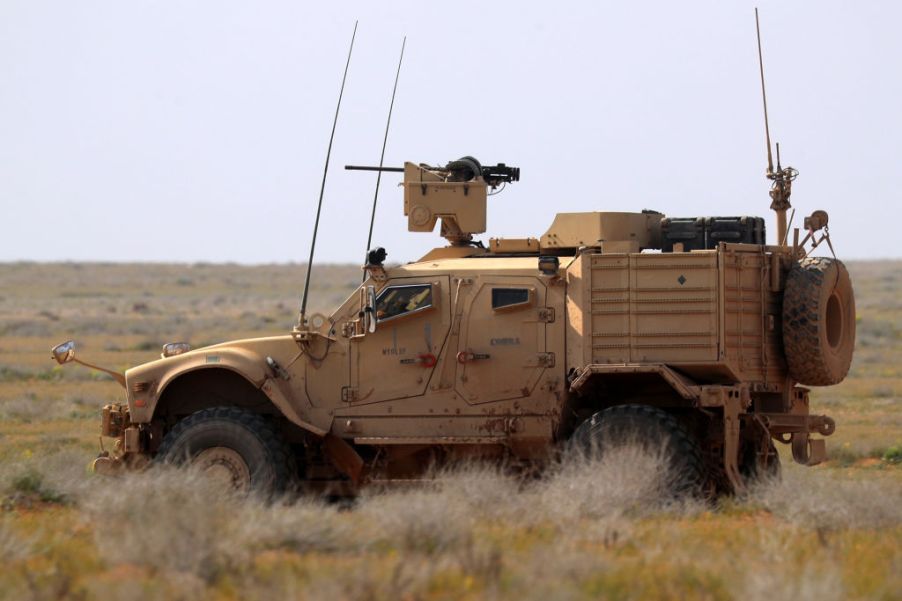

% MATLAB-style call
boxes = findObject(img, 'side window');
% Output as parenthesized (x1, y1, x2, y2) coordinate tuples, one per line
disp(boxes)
(376, 284, 433, 322)
(491, 288, 531, 311)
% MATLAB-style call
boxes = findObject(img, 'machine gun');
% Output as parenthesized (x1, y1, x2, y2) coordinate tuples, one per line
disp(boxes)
(347, 157, 519, 189)
(346, 157, 520, 245)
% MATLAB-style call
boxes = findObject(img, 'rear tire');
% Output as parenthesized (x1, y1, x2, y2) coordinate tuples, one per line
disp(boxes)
(783, 257, 856, 386)
(571, 404, 705, 497)
(156, 407, 296, 495)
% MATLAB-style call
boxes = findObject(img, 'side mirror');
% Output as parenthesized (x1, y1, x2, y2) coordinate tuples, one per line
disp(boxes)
(366, 285, 377, 333)
(48, 339, 126, 387)
(51, 340, 76, 364)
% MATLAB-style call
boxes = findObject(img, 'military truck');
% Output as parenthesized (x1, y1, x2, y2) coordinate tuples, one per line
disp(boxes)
(51, 155, 855, 496)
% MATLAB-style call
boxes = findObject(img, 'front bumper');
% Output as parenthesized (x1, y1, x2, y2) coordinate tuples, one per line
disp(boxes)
(92, 403, 150, 474)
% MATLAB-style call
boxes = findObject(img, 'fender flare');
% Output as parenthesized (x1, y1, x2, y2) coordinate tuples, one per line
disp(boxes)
(569, 363, 699, 400)
(127, 348, 327, 437)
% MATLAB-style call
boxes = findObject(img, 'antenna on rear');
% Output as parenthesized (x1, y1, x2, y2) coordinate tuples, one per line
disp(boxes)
(298, 21, 358, 328)
(754, 8, 798, 248)
(362, 36, 406, 282)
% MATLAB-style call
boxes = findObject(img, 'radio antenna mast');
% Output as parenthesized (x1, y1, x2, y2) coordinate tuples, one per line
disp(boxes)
(362, 36, 406, 281)
(754, 8, 797, 247)
(298, 21, 358, 327)
(755, 7, 774, 176)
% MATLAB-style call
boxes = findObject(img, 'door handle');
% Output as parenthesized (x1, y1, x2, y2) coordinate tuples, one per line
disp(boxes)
(400, 352, 437, 368)
(457, 351, 490, 364)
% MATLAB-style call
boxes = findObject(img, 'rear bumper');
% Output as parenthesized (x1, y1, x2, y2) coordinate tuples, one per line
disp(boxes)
(755, 412, 836, 438)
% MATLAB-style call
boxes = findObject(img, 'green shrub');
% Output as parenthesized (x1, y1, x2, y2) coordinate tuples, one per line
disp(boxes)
(8, 469, 68, 504)
(882, 446, 902, 464)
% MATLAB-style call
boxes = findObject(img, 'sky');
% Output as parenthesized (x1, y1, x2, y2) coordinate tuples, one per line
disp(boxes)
(1, 0, 899, 264)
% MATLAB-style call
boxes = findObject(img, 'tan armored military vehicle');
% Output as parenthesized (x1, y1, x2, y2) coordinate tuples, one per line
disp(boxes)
(52, 154, 854, 496)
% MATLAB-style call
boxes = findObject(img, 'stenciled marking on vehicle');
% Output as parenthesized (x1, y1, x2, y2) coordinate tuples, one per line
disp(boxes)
(382, 347, 407, 356)
(206, 355, 221, 364)
(490, 337, 521, 346)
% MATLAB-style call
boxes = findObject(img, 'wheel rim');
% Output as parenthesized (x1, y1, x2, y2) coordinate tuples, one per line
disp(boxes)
(192, 446, 251, 492)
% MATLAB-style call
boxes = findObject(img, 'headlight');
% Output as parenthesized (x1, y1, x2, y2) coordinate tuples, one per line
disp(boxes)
(161, 342, 191, 358)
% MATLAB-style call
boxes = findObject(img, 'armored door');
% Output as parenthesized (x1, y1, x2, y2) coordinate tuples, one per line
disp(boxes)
(456, 277, 549, 404)
(349, 276, 451, 404)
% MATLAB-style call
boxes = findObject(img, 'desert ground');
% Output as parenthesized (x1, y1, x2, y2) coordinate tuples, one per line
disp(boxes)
(0, 260, 899, 600)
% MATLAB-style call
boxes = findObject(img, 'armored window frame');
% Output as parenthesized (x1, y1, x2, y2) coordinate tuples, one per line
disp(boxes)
(491, 287, 533, 312)
(375, 284, 434, 323)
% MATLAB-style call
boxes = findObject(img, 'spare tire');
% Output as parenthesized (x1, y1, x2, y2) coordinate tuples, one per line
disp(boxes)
(782, 257, 855, 386)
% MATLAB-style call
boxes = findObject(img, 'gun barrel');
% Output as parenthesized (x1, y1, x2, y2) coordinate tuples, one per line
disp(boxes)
(345, 165, 405, 172)
(481, 164, 520, 184)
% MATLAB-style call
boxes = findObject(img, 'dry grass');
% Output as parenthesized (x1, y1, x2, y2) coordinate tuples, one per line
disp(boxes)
(0, 260, 900, 600)
(747, 464, 902, 530)
(1, 452, 899, 600)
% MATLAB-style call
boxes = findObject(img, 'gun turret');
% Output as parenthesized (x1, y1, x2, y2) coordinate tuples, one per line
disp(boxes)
(346, 157, 519, 246)
(347, 158, 519, 188)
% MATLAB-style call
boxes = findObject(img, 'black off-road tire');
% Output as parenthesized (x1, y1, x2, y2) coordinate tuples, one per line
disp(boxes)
(571, 404, 705, 497)
(782, 257, 856, 386)
(156, 407, 296, 495)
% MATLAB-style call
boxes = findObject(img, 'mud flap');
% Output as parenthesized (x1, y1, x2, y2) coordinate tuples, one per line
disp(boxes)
(791, 433, 826, 466)
(323, 433, 365, 485)
(723, 396, 745, 494)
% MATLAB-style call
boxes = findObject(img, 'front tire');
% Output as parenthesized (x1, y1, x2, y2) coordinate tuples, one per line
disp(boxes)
(572, 404, 705, 497)
(156, 407, 295, 495)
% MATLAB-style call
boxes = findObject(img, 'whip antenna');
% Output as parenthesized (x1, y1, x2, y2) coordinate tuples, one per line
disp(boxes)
(755, 7, 774, 176)
(363, 36, 406, 280)
(754, 8, 796, 247)
(299, 21, 358, 326)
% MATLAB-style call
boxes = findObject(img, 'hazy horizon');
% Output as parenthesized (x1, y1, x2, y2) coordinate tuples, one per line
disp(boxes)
(2, 0, 900, 263)
(1, 257, 901, 267)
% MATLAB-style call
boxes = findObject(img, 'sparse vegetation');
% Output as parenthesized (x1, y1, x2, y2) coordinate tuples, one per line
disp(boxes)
(0, 261, 899, 599)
